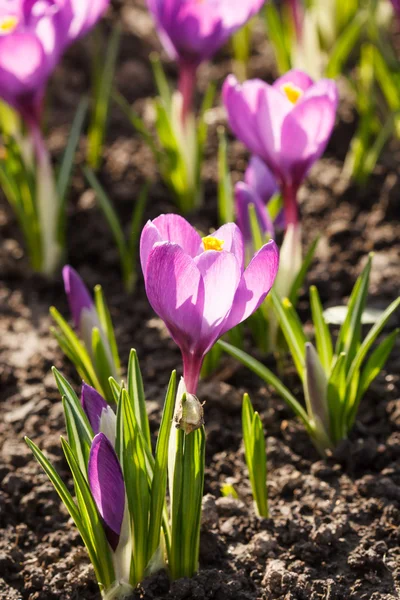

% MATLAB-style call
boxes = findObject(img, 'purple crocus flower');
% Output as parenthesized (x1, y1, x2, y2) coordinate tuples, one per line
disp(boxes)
(81, 382, 116, 446)
(88, 433, 125, 552)
(235, 156, 279, 246)
(63, 265, 95, 334)
(147, 0, 265, 121)
(391, 0, 400, 13)
(223, 69, 338, 226)
(0, 0, 109, 147)
(140, 214, 279, 394)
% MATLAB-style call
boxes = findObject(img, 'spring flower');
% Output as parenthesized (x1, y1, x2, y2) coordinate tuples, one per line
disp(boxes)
(81, 383, 116, 445)
(140, 214, 279, 395)
(223, 69, 338, 226)
(62, 265, 118, 380)
(88, 433, 125, 552)
(0, 0, 109, 133)
(235, 155, 279, 246)
(147, 0, 265, 121)
(391, 0, 400, 14)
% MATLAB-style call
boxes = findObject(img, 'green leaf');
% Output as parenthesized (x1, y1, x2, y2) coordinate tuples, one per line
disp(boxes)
(310, 286, 333, 374)
(57, 98, 88, 242)
(94, 285, 120, 375)
(91, 327, 115, 402)
(325, 11, 368, 78)
(147, 371, 176, 562)
(270, 292, 308, 380)
(87, 25, 121, 169)
(62, 394, 93, 477)
(116, 389, 150, 584)
(127, 349, 151, 450)
(326, 353, 347, 443)
(242, 394, 268, 517)
(218, 340, 311, 431)
(50, 308, 103, 393)
(288, 236, 319, 306)
(335, 254, 373, 368)
(347, 296, 400, 386)
(348, 329, 399, 429)
(150, 53, 172, 110)
(217, 128, 234, 225)
(61, 438, 115, 589)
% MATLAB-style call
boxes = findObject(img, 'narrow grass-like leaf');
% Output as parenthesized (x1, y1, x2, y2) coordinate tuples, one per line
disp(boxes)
(217, 128, 234, 224)
(61, 437, 115, 589)
(335, 254, 372, 366)
(310, 286, 333, 374)
(57, 98, 88, 242)
(218, 340, 311, 430)
(348, 329, 399, 428)
(147, 371, 177, 563)
(62, 394, 93, 477)
(127, 350, 151, 449)
(94, 285, 120, 374)
(87, 25, 121, 169)
(288, 236, 319, 306)
(92, 327, 114, 402)
(50, 308, 103, 392)
(346, 296, 400, 386)
(251, 413, 268, 517)
(326, 353, 347, 443)
(271, 292, 308, 380)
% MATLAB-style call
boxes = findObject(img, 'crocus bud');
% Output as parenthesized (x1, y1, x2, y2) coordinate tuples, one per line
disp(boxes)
(174, 392, 204, 434)
(304, 342, 330, 436)
(63, 265, 97, 337)
(88, 433, 125, 552)
(81, 383, 116, 446)
(235, 182, 275, 246)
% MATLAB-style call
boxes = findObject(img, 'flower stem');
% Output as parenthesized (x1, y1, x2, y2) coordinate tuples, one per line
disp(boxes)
(178, 62, 197, 125)
(281, 182, 299, 228)
(183, 353, 203, 395)
(28, 122, 63, 276)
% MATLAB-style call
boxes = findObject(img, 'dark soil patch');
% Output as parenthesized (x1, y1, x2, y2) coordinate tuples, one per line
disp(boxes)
(1, 1, 400, 599)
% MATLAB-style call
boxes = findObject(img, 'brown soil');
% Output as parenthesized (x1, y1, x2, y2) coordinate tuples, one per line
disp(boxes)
(1, 1, 400, 599)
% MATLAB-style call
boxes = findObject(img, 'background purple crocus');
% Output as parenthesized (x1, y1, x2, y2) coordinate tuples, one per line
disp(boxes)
(0, 0, 109, 151)
(223, 69, 338, 227)
(140, 214, 279, 394)
(235, 155, 279, 247)
(147, 0, 265, 121)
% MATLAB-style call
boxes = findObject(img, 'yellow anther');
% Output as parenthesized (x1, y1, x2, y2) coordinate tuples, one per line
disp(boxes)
(281, 82, 303, 104)
(0, 15, 19, 35)
(202, 236, 225, 252)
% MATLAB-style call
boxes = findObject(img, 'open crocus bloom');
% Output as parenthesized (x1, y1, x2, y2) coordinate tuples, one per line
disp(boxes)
(235, 155, 280, 247)
(147, 0, 265, 121)
(223, 69, 338, 226)
(140, 214, 279, 394)
(147, 0, 265, 67)
(0, 0, 109, 127)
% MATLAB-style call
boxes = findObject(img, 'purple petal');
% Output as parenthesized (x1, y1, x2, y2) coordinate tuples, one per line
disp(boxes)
(194, 250, 241, 353)
(88, 433, 125, 552)
(145, 242, 204, 355)
(63, 0, 110, 43)
(147, 0, 264, 64)
(207, 223, 245, 271)
(273, 69, 314, 94)
(244, 156, 278, 205)
(62, 265, 94, 330)
(280, 82, 338, 186)
(0, 32, 47, 109)
(152, 214, 202, 257)
(235, 182, 275, 244)
(223, 75, 291, 176)
(140, 220, 163, 275)
(81, 382, 108, 435)
(221, 240, 279, 333)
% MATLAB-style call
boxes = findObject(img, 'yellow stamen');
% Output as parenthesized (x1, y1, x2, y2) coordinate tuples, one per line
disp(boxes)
(202, 236, 224, 252)
(0, 15, 19, 35)
(281, 82, 303, 104)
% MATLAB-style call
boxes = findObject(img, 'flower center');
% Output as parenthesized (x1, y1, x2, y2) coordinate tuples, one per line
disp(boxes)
(0, 15, 19, 35)
(202, 236, 224, 252)
(281, 82, 303, 104)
